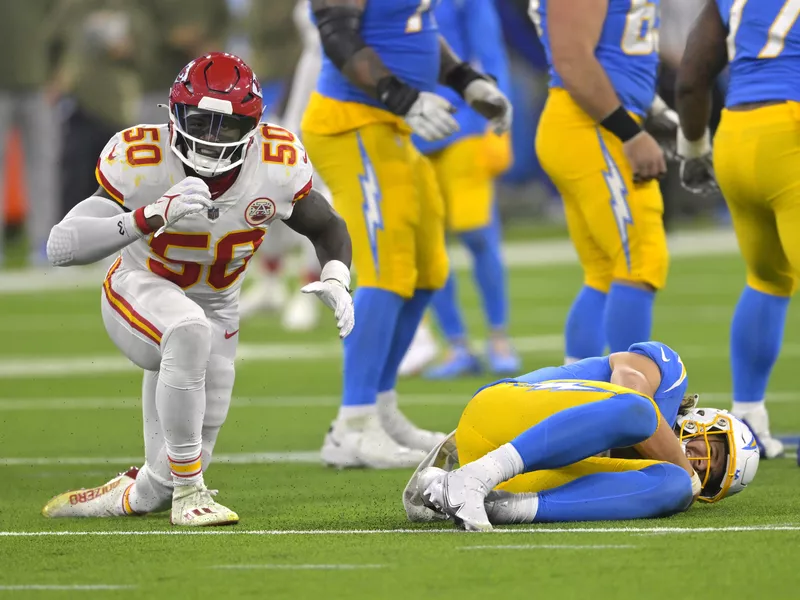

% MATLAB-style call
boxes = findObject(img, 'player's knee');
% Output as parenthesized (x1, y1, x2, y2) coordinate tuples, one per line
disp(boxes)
(746, 273, 796, 297)
(160, 317, 212, 388)
(642, 463, 694, 517)
(612, 393, 659, 441)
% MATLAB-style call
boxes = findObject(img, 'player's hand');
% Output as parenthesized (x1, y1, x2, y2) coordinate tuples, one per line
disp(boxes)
(644, 95, 679, 159)
(301, 280, 355, 338)
(677, 129, 718, 195)
(405, 92, 460, 142)
(464, 78, 513, 135)
(144, 176, 214, 236)
(623, 131, 667, 183)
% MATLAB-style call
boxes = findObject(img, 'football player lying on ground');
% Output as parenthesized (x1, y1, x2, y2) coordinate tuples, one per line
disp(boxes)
(404, 342, 760, 530)
(41, 52, 354, 526)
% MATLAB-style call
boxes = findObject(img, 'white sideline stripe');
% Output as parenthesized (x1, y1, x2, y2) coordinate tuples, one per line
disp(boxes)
(0, 391, 796, 412)
(0, 585, 135, 591)
(1, 525, 798, 537)
(0, 451, 321, 467)
(212, 564, 386, 570)
(459, 544, 636, 550)
(0, 229, 739, 296)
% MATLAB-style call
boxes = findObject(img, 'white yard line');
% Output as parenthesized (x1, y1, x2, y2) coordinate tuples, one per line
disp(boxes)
(0, 585, 135, 591)
(212, 564, 386, 570)
(0, 451, 322, 467)
(458, 544, 637, 550)
(1, 524, 798, 537)
(0, 229, 739, 297)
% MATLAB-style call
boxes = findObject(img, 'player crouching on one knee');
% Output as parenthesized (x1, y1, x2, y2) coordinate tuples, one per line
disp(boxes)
(404, 342, 760, 531)
(41, 52, 354, 526)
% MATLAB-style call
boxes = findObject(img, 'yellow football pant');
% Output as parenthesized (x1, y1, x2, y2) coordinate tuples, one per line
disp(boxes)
(456, 381, 662, 494)
(714, 102, 800, 296)
(535, 88, 669, 291)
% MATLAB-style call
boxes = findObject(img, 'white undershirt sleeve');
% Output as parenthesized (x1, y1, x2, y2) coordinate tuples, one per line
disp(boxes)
(46, 196, 146, 267)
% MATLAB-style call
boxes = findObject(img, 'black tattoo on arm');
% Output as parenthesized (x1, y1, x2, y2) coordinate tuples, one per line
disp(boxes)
(284, 189, 352, 269)
(676, 0, 728, 140)
(311, 0, 392, 98)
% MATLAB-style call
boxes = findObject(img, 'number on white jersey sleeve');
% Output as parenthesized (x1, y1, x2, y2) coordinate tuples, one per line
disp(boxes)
(258, 124, 314, 220)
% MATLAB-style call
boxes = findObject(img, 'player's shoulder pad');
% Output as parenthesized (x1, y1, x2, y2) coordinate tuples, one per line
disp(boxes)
(628, 341, 687, 399)
(95, 124, 172, 210)
(254, 122, 314, 207)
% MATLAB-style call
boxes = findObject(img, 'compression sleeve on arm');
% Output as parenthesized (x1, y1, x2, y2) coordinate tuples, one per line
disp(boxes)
(313, 6, 365, 70)
(46, 197, 146, 267)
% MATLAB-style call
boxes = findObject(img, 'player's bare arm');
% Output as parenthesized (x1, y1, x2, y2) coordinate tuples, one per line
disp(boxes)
(284, 188, 352, 269)
(608, 351, 662, 397)
(675, 0, 728, 145)
(549, 0, 665, 181)
(633, 415, 701, 500)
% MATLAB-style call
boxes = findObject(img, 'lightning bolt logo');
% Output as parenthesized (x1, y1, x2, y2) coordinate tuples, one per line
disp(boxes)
(526, 380, 610, 393)
(356, 133, 383, 273)
(597, 130, 633, 272)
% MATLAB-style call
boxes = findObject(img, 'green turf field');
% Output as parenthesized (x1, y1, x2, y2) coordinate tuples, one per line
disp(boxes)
(1, 234, 799, 599)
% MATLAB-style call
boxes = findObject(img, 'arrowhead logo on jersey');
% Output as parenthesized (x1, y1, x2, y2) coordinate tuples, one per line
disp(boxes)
(244, 197, 276, 226)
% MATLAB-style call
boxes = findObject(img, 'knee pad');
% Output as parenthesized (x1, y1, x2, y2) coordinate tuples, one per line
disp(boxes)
(160, 318, 212, 390)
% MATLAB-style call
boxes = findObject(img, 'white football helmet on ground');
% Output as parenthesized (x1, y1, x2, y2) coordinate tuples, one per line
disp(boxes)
(675, 407, 760, 503)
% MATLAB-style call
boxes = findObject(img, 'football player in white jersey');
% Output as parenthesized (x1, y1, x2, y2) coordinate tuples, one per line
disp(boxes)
(41, 52, 355, 527)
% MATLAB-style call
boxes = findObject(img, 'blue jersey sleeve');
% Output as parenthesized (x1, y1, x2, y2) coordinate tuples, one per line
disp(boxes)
(627, 342, 687, 426)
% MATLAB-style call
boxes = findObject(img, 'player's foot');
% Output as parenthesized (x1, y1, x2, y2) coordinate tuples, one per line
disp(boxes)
(422, 469, 493, 532)
(486, 339, 521, 376)
(731, 404, 785, 459)
(42, 467, 139, 518)
(484, 490, 538, 525)
(239, 273, 288, 319)
(423, 346, 482, 380)
(321, 414, 428, 469)
(377, 390, 447, 452)
(282, 287, 321, 331)
(398, 322, 439, 377)
(170, 482, 239, 527)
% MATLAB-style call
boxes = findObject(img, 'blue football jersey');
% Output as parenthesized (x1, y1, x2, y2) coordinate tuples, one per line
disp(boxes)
(717, 0, 800, 105)
(482, 341, 687, 426)
(413, 0, 511, 154)
(316, 0, 441, 108)
(529, 0, 659, 116)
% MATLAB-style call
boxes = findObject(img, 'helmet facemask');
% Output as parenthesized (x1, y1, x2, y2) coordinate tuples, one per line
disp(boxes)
(677, 411, 737, 503)
(170, 102, 258, 177)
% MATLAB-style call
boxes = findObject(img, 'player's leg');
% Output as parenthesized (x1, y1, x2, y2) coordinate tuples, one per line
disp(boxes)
(715, 106, 797, 458)
(376, 150, 448, 450)
(427, 383, 660, 530)
(486, 462, 692, 524)
(536, 90, 613, 362)
(303, 125, 427, 468)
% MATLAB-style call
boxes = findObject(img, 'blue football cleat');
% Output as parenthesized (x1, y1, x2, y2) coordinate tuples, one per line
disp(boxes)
(487, 344, 521, 376)
(423, 347, 482, 380)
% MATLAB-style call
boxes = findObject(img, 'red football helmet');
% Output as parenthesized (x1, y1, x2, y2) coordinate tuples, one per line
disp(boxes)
(168, 52, 263, 177)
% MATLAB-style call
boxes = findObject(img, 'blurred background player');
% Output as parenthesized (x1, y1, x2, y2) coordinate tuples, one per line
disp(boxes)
(675, 0, 800, 459)
(532, 0, 670, 365)
(403, 0, 519, 380)
(302, 0, 512, 468)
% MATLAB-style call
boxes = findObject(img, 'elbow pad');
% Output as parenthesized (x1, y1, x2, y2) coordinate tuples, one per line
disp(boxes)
(46, 223, 76, 266)
(314, 6, 366, 70)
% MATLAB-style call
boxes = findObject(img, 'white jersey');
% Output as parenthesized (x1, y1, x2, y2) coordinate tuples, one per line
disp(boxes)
(96, 122, 314, 311)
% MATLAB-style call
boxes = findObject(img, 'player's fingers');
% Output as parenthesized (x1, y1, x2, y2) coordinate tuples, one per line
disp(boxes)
(301, 282, 324, 295)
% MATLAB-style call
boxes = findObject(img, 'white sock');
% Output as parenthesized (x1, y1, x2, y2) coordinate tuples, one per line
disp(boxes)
(128, 463, 172, 514)
(158, 320, 211, 487)
(485, 492, 539, 524)
(376, 389, 397, 412)
(336, 403, 377, 425)
(462, 443, 525, 490)
(731, 400, 765, 415)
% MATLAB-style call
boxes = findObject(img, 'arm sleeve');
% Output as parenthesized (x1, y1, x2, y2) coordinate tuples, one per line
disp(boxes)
(281, 3, 323, 133)
(463, 0, 512, 96)
(46, 197, 146, 267)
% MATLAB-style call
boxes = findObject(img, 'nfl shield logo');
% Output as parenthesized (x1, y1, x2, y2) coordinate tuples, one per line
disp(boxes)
(208, 207, 219, 220)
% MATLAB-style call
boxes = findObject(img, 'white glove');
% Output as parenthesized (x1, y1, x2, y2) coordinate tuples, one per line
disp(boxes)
(405, 92, 460, 142)
(145, 176, 214, 237)
(301, 260, 355, 338)
(676, 129, 718, 195)
(464, 79, 513, 135)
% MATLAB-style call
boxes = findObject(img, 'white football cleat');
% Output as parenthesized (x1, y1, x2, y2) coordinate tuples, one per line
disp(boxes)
(282, 288, 321, 331)
(398, 322, 439, 377)
(170, 482, 239, 527)
(423, 469, 493, 532)
(321, 414, 428, 469)
(239, 272, 288, 319)
(377, 390, 447, 452)
(731, 403, 785, 459)
(42, 467, 138, 518)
